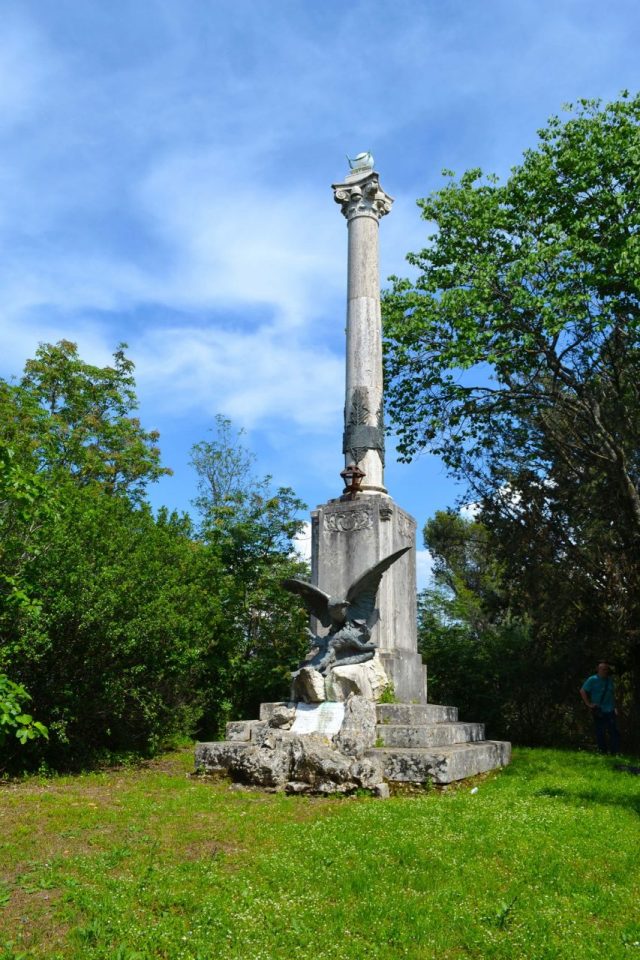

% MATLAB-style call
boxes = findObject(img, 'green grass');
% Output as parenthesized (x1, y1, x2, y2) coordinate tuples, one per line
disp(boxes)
(1, 747, 639, 959)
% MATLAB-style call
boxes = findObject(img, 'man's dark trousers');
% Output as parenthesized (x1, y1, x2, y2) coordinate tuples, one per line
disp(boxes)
(594, 710, 620, 753)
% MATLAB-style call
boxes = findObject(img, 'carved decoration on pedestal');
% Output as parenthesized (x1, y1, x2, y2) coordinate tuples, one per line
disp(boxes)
(323, 503, 374, 534)
(397, 509, 417, 541)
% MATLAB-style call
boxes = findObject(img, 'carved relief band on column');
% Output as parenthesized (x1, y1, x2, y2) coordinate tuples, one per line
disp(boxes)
(342, 386, 385, 466)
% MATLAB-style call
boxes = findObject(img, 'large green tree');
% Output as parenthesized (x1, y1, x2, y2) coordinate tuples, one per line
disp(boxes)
(1, 340, 170, 502)
(0, 348, 310, 767)
(383, 94, 640, 742)
(418, 511, 593, 746)
(190, 416, 308, 735)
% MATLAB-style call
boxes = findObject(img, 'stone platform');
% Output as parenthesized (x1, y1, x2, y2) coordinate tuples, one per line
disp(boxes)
(195, 699, 510, 790)
(370, 703, 510, 784)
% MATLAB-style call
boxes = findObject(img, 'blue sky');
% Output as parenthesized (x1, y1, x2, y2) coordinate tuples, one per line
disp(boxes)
(1, 0, 638, 583)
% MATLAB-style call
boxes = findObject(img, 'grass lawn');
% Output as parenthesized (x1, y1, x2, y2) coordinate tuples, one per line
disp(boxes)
(0, 746, 639, 959)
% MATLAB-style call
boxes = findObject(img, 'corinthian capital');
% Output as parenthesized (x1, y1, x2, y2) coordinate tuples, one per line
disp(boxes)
(332, 170, 394, 223)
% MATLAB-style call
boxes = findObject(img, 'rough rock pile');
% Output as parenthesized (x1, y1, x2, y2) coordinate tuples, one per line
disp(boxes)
(195, 693, 389, 797)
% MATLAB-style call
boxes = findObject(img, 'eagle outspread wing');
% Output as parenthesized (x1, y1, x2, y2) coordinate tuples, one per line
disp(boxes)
(281, 579, 332, 628)
(345, 546, 411, 624)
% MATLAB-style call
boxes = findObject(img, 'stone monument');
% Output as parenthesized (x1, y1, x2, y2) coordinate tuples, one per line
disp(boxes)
(308, 155, 427, 702)
(194, 155, 511, 793)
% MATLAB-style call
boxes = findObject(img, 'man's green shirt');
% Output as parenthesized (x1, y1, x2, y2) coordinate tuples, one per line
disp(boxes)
(581, 675, 615, 713)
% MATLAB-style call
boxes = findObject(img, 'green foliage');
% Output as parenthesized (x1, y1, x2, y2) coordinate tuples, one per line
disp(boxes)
(0, 344, 309, 768)
(0, 673, 48, 762)
(190, 416, 309, 736)
(1, 358, 206, 767)
(418, 511, 631, 747)
(383, 94, 640, 745)
(0, 442, 55, 619)
(1, 483, 211, 767)
(378, 683, 397, 704)
(2, 340, 170, 502)
(0, 344, 310, 767)
(384, 94, 640, 483)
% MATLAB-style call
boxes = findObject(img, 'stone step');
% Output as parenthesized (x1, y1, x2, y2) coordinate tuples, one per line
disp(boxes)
(367, 741, 512, 784)
(259, 701, 295, 722)
(225, 720, 266, 742)
(375, 721, 485, 749)
(376, 703, 458, 724)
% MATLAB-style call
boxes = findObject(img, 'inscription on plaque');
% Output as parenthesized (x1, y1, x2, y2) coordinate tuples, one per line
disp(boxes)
(290, 701, 345, 736)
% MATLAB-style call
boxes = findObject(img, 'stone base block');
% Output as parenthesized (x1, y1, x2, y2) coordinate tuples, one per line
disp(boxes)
(376, 721, 485, 749)
(376, 703, 458, 724)
(378, 649, 427, 704)
(196, 696, 386, 796)
(368, 741, 512, 785)
(225, 720, 265, 742)
(199, 697, 510, 790)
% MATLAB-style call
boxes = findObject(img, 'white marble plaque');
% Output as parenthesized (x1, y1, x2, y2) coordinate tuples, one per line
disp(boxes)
(291, 701, 345, 736)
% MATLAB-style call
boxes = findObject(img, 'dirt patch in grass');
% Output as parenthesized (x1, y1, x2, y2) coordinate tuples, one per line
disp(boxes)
(181, 838, 241, 861)
(0, 885, 68, 955)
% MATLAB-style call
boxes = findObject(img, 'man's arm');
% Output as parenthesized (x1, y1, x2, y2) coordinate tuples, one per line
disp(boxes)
(580, 688, 595, 708)
(580, 680, 597, 710)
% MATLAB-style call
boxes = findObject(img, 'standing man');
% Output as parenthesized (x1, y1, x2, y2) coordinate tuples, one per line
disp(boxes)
(580, 661, 620, 754)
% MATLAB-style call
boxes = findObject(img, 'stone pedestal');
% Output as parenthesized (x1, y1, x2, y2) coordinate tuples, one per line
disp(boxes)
(311, 495, 427, 703)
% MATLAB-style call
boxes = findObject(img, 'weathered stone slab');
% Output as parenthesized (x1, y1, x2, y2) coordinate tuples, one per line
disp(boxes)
(266, 703, 296, 729)
(225, 720, 265, 742)
(259, 701, 295, 722)
(376, 703, 458, 724)
(333, 695, 377, 758)
(195, 739, 291, 787)
(375, 721, 485, 749)
(196, 729, 387, 795)
(368, 741, 512, 784)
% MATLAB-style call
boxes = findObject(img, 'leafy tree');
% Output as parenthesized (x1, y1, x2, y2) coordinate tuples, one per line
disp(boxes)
(383, 94, 639, 520)
(2, 340, 170, 502)
(0, 442, 54, 616)
(0, 344, 199, 767)
(0, 347, 309, 767)
(383, 93, 640, 743)
(0, 483, 214, 767)
(190, 417, 309, 735)
(419, 511, 587, 746)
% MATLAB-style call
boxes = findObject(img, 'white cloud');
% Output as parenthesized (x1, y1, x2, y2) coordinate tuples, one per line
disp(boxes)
(131, 320, 343, 432)
(292, 520, 312, 564)
(136, 148, 345, 327)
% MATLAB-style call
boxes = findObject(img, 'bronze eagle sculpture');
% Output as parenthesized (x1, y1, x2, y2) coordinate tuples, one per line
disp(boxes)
(282, 545, 410, 675)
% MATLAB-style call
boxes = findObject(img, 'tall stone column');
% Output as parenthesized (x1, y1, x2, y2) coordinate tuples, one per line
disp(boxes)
(307, 157, 427, 704)
(333, 167, 393, 494)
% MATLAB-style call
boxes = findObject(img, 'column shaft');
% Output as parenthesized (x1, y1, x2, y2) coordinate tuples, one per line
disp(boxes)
(333, 169, 393, 495)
